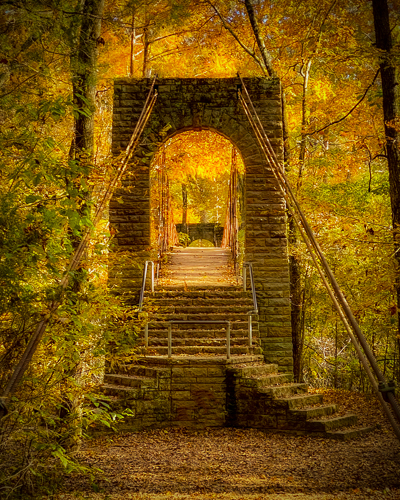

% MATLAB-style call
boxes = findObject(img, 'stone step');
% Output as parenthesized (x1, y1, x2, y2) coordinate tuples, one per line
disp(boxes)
(275, 393, 324, 409)
(101, 383, 142, 398)
(290, 404, 338, 420)
(145, 337, 260, 347)
(147, 290, 251, 298)
(305, 414, 358, 432)
(229, 364, 279, 377)
(114, 364, 169, 378)
(143, 329, 258, 339)
(138, 354, 265, 365)
(253, 373, 293, 386)
(140, 345, 263, 356)
(104, 373, 157, 388)
(146, 320, 256, 330)
(144, 298, 255, 307)
(146, 313, 255, 322)
(261, 383, 308, 399)
(326, 426, 375, 440)
(146, 306, 258, 315)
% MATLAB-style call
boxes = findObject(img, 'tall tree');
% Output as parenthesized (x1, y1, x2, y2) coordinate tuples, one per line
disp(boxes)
(70, 0, 105, 159)
(243, 0, 304, 380)
(371, 0, 400, 377)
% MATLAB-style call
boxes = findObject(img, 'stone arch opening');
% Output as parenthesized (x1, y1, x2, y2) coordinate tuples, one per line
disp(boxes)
(149, 129, 245, 253)
(110, 77, 294, 372)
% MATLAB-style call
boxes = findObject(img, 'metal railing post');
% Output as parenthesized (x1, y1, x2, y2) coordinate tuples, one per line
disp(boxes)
(243, 266, 247, 291)
(248, 314, 252, 347)
(150, 261, 154, 293)
(144, 323, 148, 348)
(168, 323, 172, 358)
(227, 321, 231, 360)
(138, 260, 155, 311)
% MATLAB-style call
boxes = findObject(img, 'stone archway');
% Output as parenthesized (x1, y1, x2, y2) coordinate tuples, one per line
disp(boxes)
(110, 77, 293, 372)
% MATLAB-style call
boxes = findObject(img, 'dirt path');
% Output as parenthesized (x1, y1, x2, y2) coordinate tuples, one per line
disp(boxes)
(158, 247, 237, 289)
(58, 390, 400, 500)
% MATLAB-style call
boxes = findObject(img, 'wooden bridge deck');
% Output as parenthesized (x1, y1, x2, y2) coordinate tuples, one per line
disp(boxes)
(158, 247, 237, 289)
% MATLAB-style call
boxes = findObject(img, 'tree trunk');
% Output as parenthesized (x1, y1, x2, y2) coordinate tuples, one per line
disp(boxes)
(297, 59, 312, 191)
(182, 183, 188, 234)
(142, 2, 149, 77)
(70, 0, 105, 159)
(372, 0, 400, 381)
(244, 0, 276, 78)
(244, 0, 303, 380)
(130, 6, 136, 77)
(63, 0, 105, 450)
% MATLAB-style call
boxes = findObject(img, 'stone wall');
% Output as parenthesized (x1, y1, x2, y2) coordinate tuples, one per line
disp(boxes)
(175, 223, 224, 247)
(110, 77, 293, 372)
(106, 356, 264, 433)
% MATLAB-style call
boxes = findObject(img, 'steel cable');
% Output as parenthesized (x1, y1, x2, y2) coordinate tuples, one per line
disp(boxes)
(1, 78, 158, 401)
(238, 74, 400, 440)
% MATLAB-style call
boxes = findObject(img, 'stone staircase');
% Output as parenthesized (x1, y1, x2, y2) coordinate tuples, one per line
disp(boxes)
(100, 352, 373, 439)
(226, 362, 373, 440)
(97, 251, 373, 439)
(139, 287, 262, 356)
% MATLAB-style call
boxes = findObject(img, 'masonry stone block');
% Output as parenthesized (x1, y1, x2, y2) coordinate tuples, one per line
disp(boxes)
(110, 77, 293, 370)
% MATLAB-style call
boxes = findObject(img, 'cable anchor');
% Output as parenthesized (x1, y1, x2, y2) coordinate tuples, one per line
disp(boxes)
(378, 380, 396, 402)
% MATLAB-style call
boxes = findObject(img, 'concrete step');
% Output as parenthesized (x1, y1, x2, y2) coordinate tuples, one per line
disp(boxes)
(275, 393, 324, 409)
(305, 414, 358, 432)
(104, 373, 157, 389)
(326, 426, 374, 440)
(290, 404, 338, 420)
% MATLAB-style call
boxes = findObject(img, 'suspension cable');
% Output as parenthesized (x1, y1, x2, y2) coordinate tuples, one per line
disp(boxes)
(237, 73, 400, 440)
(1, 77, 158, 401)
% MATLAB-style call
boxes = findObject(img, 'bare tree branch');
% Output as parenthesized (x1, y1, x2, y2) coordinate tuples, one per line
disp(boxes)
(204, 0, 268, 76)
(305, 68, 380, 137)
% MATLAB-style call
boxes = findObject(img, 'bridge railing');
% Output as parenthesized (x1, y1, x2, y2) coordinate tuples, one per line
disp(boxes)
(243, 262, 258, 346)
(238, 72, 400, 441)
(138, 260, 155, 312)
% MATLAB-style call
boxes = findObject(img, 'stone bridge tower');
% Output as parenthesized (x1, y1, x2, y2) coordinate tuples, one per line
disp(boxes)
(110, 77, 293, 372)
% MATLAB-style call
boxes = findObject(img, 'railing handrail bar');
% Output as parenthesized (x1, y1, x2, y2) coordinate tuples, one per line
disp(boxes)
(169, 320, 230, 324)
(243, 262, 258, 313)
(138, 260, 154, 311)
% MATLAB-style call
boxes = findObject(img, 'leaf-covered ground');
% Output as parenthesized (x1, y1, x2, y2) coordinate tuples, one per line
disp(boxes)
(57, 389, 400, 500)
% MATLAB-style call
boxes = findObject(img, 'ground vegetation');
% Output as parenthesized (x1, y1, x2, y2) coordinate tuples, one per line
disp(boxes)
(0, 0, 400, 496)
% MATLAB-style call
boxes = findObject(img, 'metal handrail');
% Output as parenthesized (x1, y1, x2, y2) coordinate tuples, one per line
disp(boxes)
(243, 262, 258, 346)
(243, 262, 258, 313)
(138, 261, 155, 311)
(167, 320, 231, 359)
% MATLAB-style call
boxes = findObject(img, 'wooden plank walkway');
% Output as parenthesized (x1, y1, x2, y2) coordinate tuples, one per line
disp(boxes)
(158, 247, 237, 289)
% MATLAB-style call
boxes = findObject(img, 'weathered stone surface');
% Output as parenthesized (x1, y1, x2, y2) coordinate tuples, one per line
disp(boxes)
(110, 77, 293, 369)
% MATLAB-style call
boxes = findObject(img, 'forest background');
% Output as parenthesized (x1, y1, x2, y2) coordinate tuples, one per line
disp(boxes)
(0, 0, 399, 496)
